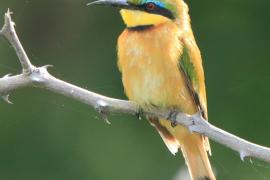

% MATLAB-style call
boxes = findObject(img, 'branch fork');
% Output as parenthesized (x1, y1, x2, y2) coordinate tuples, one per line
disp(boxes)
(1, 9, 270, 164)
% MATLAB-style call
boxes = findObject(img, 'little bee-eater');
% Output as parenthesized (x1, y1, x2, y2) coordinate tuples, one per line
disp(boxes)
(89, 0, 215, 179)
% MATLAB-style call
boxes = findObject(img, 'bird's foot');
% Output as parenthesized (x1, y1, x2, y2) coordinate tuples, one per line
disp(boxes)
(168, 110, 178, 127)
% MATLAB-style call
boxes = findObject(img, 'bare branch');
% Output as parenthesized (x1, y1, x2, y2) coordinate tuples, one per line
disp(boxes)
(1, 10, 270, 164)
(0, 9, 34, 73)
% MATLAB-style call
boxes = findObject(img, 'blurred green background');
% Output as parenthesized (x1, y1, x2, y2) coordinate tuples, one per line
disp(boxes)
(0, 0, 270, 179)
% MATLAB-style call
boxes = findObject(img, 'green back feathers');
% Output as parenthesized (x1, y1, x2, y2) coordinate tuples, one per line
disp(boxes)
(180, 45, 207, 118)
(180, 46, 199, 90)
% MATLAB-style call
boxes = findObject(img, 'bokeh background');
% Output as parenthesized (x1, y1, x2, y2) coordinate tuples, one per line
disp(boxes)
(0, 0, 270, 179)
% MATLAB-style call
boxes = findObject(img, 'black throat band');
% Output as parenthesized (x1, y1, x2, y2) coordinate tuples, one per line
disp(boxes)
(127, 25, 153, 31)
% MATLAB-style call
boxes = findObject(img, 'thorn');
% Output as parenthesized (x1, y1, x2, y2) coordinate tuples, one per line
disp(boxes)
(5, 9, 15, 27)
(135, 107, 144, 120)
(1, 94, 13, 104)
(99, 111, 111, 125)
(3, 73, 12, 78)
(6, 9, 10, 16)
(7, 8, 13, 15)
(240, 151, 247, 161)
(41, 65, 53, 70)
(95, 100, 111, 125)
(6, 9, 12, 21)
(249, 158, 253, 164)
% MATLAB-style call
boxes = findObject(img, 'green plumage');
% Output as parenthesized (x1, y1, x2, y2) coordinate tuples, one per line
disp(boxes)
(180, 46, 199, 90)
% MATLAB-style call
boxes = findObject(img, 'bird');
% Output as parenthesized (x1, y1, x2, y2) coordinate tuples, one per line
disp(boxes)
(88, 0, 216, 179)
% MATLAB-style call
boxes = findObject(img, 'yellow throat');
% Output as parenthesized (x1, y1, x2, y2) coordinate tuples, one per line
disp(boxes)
(120, 10, 171, 27)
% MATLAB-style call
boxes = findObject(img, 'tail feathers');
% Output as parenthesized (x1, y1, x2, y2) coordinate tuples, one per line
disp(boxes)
(149, 117, 179, 155)
(180, 138, 216, 180)
(149, 117, 215, 180)
(156, 127, 179, 155)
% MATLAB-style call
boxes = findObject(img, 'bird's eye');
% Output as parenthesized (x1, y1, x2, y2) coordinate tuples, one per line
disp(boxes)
(145, 2, 156, 10)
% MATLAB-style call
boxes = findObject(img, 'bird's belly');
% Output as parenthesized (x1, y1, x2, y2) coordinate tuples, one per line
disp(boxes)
(117, 26, 195, 112)
(118, 46, 186, 108)
(124, 67, 169, 107)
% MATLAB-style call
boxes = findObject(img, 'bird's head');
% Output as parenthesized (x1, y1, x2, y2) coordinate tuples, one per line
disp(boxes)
(88, 0, 183, 28)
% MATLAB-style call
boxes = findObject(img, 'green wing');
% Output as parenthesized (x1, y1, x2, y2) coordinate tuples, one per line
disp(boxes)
(179, 42, 207, 119)
(179, 39, 211, 154)
(181, 46, 199, 89)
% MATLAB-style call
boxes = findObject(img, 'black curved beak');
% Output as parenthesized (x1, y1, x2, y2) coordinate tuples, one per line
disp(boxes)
(87, 0, 133, 9)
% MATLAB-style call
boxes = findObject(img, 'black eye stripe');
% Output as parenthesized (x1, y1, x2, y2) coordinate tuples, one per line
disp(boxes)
(127, 2, 175, 20)
(137, 3, 175, 20)
(145, 2, 156, 10)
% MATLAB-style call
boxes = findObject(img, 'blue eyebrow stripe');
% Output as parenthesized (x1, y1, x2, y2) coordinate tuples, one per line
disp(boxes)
(145, 0, 165, 8)
(138, 0, 175, 19)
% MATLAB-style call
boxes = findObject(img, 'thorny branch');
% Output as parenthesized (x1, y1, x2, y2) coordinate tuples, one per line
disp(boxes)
(0, 10, 270, 164)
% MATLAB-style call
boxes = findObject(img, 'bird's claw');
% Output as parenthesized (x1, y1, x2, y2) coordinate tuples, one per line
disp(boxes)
(168, 110, 178, 127)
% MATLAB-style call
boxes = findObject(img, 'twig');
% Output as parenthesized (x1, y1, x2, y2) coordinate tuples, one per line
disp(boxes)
(0, 9, 34, 73)
(0, 10, 270, 164)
